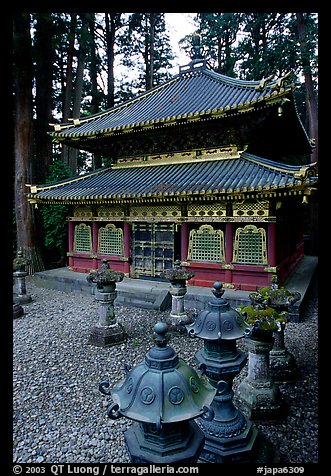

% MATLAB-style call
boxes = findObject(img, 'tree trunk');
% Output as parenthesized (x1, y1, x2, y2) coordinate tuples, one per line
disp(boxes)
(73, 14, 89, 118)
(105, 13, 115, 109)
(296, 12, 318, 163)
(34, 13, 53, 183)
(89, 14, 99, 116)
(88, 13, 102, 169)
(67, 13, 89, 174)
(14, 13, 45, 273)
(147, 14, 156, 90)
(61, 13, 77, 173)
(296, 13, 318, 256)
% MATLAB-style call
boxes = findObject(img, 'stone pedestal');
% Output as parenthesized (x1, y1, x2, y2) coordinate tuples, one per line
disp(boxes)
(88, 290, 126, 347)
(168, 282, 190, 327)
(13, 270, 32, 305)
(87, 260, 126, 347)
(236, 335, 287, 422)
(164, 260, 194, 332)
(269, 323, 299, 383)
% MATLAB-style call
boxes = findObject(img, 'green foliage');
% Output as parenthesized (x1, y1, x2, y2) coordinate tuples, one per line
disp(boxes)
(237, 304, 287, 331)
(40, 203, 68, 250)
(194, 12, 318, 132)
(258, 286, 291, 301)
(39, 159, 70, 257)
(13, 253, 32, 271)
(198, 13, 244, 77)
(45, 158, 71, 183)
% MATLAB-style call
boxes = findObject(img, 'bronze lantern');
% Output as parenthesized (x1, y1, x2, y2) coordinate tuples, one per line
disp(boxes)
(99, 321, 216, 463)
(186, 281, 259, 463)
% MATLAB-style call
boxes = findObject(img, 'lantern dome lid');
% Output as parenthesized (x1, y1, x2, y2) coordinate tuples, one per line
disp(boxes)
(186, 281, 247, 341)
(86, 258, 124, 289)
(109, 322, 215, 426)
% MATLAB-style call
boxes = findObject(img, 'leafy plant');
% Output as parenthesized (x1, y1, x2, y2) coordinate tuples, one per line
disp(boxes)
(238, 304, 288, 332)
(39, 159, 71, 265)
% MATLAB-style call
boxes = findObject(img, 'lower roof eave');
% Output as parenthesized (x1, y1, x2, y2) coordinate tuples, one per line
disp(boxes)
(28, 184, 312, 207)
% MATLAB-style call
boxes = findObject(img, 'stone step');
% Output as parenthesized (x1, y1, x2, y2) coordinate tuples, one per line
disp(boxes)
(31, 254, 317, 320)
(32, 269, 172, 311)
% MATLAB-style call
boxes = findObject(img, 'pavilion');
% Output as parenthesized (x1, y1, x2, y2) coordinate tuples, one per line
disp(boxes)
(27, 50, 317, 290)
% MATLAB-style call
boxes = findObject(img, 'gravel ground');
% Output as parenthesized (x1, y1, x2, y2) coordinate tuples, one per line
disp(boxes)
(13, 276, 318, 464)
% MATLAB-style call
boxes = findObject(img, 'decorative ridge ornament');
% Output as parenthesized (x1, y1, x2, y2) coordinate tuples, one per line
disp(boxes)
(190, 32, 204, 60)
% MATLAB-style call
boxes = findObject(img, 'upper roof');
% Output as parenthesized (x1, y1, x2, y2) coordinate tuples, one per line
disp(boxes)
(49, 59, 297, 142)
(27, 151, 317, 205)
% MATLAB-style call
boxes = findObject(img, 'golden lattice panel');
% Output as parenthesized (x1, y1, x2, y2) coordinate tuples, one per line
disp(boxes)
(97, 224, 124, 255)
(73, 206, 93, 217)
(74, 223, 92, 253)
(97, 206, 124, 217)
(233, 200, 269, 217)
(130, 205, 182, 218)
(187, 224, 225, 262)
(233, 224, 267, 264)
(187, 202, 226, 217)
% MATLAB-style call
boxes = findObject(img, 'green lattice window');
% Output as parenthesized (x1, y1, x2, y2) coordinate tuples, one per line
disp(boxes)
(233, 225, 267, 264)
(74, 223, 92, 253)
(97, 224, 124, 256)
(187, 225, 225, 262)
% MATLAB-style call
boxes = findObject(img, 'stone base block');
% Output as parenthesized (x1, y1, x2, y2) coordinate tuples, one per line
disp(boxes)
(13, 303, 24, 319)
(269, 352, 300, 383)
(124, 420, 204, 464)
(13, 294, 32, 305)
(165, 313, 193, 335)
(88, 323, 127, 347)
(246, 432, 281, 464)
(236, 379, 288, 423)
(197, 414, 258, 463)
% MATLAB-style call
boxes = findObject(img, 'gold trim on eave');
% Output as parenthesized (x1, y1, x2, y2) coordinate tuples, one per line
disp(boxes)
(25, 166, 113, 193)
(48, 88, 293, 139)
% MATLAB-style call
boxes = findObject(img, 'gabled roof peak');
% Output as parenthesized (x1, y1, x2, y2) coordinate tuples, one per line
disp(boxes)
(49, 59, 297, 141)
(179, 58, 213, 75)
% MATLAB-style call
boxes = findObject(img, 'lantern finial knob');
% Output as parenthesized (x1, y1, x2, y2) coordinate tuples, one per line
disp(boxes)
(212, 281, 225, 299)
(153, 322, 169, 347)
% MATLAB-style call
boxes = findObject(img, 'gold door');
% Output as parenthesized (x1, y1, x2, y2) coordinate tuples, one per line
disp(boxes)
(131, 223, 174, 277)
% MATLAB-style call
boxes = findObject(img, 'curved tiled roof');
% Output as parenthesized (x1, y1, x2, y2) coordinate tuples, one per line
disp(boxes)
(27, 152, 317, 204)
(50, 61, 296, 140)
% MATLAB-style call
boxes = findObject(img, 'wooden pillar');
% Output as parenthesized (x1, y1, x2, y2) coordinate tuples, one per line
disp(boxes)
(68, 220, 74, 268)
(92, 222, 98, 253)
(123, 222, 131, 276)
(92, 221, 98, 269)
(180, 222, 189, 262)
(224, 222, 233, 283)
(267, 222, 277, 268)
